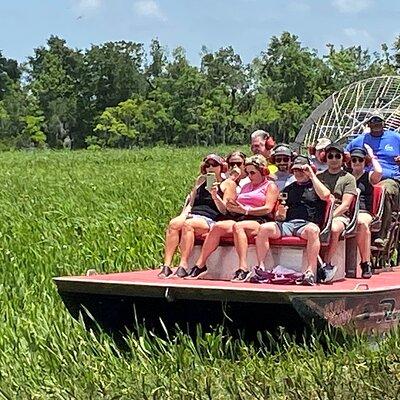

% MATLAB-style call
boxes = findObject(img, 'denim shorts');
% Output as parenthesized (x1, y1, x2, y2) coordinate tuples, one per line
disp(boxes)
(189, 214, 216, 228)
(276, 219, 309, 237)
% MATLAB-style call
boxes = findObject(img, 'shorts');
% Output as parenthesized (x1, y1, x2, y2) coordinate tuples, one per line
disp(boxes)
(334, 215, 350, 227)
(234, 215, 272, 224)
(188, 214, 215, 228)
(276, 219, 310, 237)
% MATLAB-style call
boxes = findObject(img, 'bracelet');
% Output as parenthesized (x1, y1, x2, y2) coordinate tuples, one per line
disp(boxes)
(245, 206, 250, 216)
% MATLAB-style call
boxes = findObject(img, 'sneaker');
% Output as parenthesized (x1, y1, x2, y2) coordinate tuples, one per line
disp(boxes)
(174, 266, 188, 278)
(321, 263, 337, 283)
(231, 269, 251, 282)
(158, 265, 172, 278)
(373, 238, 388, 248)
(360, 261, 372, 279)
(316, 265, 326, 283)
(302, 270, 315, 286)
(186, 265, 207, 279)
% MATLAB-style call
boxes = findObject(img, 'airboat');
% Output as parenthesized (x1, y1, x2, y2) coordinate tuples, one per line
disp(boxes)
(54, 76, 400, 336)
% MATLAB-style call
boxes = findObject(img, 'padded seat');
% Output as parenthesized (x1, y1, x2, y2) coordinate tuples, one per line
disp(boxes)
(270, 236, 307, 246)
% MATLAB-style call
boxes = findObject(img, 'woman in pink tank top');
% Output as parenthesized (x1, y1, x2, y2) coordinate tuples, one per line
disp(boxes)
(186, 155, 279, 281)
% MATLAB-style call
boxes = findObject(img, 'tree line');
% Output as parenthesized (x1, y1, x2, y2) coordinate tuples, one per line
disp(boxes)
(1, 32, 400, 150)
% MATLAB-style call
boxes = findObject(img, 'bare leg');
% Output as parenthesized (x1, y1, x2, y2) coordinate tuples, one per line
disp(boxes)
(255, 222, 280, 269)
(179, 219, 210, 268)
(325, 218, 345, 264)
(195, 220, 235, 267)
(300, 223, 320, 274)
(356, 213, 373, 263)
(163, 215, 186, 266)
(233, 221, 261, 270)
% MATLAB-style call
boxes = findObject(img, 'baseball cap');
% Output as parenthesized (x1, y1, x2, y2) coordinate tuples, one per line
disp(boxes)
(325, 143, 344, 154)
(291, 155, 310, 170)
(203, 154, 225, 165)
(350, 147, 367, 158)
(315, 137, 332, 151)
(366, 110, 385, 123)
(273, 144, 292, 157)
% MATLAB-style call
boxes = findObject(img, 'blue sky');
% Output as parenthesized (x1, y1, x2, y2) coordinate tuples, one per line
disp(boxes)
(1, 0, 399, 64)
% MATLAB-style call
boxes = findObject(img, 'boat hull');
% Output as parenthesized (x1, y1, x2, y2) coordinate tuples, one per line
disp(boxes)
(54, 269, 400, 336)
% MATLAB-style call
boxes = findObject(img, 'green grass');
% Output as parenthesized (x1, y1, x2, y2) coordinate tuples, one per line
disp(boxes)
(0, 148, 399, 399)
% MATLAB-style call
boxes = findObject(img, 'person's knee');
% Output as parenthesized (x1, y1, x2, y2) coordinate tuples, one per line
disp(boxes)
(182, 220, 195, 233)
(331, 221, 344, 235)
(232, 223, 246, 235)
(168, 219, 182, 231)
(257, 223, 276, 239)
(357, 219, 370, 232)
(303, 225, 320, 238)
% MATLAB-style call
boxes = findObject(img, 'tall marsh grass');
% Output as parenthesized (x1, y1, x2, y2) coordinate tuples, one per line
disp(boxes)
(0, 148, 399, 399)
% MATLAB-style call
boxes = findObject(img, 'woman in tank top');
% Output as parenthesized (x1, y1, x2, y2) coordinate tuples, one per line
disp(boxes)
(350, 145, 382, 278)
(158, 154, 237, 279)
(187, 155, 279, 281)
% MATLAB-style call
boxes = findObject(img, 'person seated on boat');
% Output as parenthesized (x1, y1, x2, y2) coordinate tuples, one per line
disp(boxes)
(187, 155, 279, 281)
(250, 129, 278, 174)
(225, 151, 249, 190)
(349, 145, 382, 278)
(255, 155, 331, 286)
(269, 144, 296, 190)
(346, 110, 400, 248)
(308, 137, 331, 172)
(158, 154, 237, 278)
(317, 143, 357, 282)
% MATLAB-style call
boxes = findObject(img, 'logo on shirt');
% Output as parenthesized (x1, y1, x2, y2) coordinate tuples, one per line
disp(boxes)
(385, 144, 394, 151)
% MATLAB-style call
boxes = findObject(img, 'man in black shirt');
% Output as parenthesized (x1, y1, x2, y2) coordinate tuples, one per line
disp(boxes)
(255, 156, 331, 285)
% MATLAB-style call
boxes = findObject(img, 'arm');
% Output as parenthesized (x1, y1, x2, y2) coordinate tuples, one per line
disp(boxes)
(333, 193, 354, 217)
(303, 165, 330, 200)
(211, 180, 237, 214)
(181, 175, 204, 216)
(364, 143, 382, 184)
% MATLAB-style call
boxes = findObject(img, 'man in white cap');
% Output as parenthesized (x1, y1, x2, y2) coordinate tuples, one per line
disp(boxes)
(346, 110, 400, 246)
(310, 137, 331, 172)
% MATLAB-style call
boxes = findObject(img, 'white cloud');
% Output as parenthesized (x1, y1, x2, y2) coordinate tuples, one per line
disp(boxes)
(134, 0, 166, 21)
(332, 0, 373, 13)
(77, 0, 102, 10)
(343, 27, 371, 40)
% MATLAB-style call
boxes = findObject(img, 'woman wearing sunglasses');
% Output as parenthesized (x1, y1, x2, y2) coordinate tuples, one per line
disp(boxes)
(187, 155, 279, 281)
(225, 151, 249, 189)
(158, 154, 236, 278)
(349, 145, 382, 278)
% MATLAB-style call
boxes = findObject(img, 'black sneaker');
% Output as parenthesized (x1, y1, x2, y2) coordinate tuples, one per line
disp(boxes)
(321, 263, 337, 283)
(175, 266, 188, 278)
(231, 269, 251, 282)
(186, 265, 207, 279)
(360, 261, 372, 279)
(158, 265, 172, 278)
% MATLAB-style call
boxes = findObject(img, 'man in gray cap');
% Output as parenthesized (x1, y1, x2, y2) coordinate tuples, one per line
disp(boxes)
(311, 137, 331, 172)
(346, 110, 400, 246)
(255, 155, 331, 285)
(270, 144, 296, 190)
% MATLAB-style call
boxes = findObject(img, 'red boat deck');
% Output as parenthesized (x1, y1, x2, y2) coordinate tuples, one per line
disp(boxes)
(54, 268, 400, 300)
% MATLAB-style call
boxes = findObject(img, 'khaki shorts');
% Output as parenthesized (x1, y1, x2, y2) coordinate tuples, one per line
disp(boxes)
(334, 215, 350, 227)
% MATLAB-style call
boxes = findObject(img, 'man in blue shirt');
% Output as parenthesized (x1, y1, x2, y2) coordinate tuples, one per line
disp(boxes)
(346, 110, 400, 246)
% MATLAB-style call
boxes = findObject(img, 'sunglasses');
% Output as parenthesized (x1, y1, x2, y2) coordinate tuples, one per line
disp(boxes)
(205, 161, 220, 168)
(275, 156, 290, 163)
(351, 157, 365, 163)
(327, 153, 342, 160)
(245, 170, 258, 176)
(228, 161, 243, 168)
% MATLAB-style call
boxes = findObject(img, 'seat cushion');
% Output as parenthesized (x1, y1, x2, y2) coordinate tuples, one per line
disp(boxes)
(269, 237, 307, 246)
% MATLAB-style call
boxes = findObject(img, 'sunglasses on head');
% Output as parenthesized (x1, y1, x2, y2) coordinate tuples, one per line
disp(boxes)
(327, 152, 342, 160)
(228, 161, 243, 168)
(351, 157, 365, 163)
(275, 156, 290, 163)
(205, 161, 220, 168)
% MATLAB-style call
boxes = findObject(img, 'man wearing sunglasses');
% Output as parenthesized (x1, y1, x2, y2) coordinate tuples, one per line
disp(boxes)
(270, 144, 296, 190)
(317, 143, 357, 282)
(345, 110, 400, 247)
